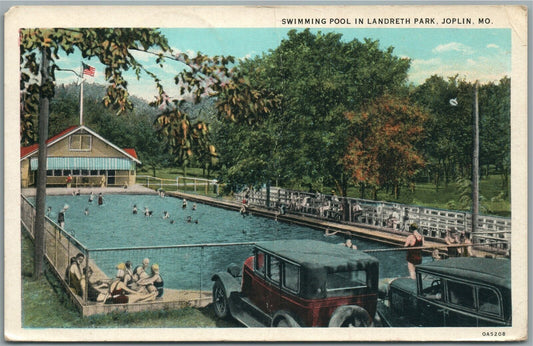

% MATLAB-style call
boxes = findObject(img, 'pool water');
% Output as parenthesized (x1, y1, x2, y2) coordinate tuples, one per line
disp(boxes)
(41, 194, 428, 290)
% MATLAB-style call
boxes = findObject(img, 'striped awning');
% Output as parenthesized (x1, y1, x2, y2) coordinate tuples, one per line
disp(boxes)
(30, 157, 135, 171)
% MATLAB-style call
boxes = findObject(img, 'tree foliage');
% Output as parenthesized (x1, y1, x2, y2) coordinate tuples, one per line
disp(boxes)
(412, 75, 510, 193)
(214, 29, 413, 196)
(343, 95, 428, 199)
(20, 28, 170, 145)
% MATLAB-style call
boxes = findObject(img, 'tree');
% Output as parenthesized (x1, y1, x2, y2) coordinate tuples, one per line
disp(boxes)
(343, 94, 428, 199)
(479, 77, 510, 194)
(214, 29, 411, 198)
(20, 28, 170, 278)
(412, 75, 475, 189)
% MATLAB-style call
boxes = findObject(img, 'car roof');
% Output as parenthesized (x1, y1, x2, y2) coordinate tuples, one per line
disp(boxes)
(255, 239, 379, 272)
(417, 257, 511, 289)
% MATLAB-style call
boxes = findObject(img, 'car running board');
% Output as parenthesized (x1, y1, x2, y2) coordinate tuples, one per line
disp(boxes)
(229, 295, 271, 327)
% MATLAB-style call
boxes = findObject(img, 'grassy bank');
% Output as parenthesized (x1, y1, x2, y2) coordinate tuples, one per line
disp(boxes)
(21, 232, 240, 328)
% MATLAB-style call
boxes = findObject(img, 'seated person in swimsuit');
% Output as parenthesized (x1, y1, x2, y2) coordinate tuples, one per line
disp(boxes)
(107, 263, 158, 303)
(84, 266, 110, 302)
(137, 264, 164, 299)
(67, 253, 86, 296)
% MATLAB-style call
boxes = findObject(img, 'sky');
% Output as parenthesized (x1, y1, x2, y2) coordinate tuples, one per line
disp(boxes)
(52, 28, 511, 102)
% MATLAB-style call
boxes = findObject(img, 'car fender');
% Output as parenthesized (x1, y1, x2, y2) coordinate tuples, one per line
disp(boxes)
(211, 271, 241, 298)
(271, 310, 303, 327)
(328, 305, 373, 327)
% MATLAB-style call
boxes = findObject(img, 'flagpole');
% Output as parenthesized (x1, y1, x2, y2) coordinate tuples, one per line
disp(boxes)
(79, 63, 84, 125)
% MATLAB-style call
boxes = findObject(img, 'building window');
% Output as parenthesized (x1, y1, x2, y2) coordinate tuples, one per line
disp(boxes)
(54, 169, 62, 176)
(69, 134, 92, 151)
(90, 170, 99, 176)
(47, 170, 53, 176)
(81, 170, 89, 176)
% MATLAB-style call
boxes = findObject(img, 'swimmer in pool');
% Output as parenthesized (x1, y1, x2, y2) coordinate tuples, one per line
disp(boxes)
(144, 207, 153, 217)
(186, 216, 192, 223)
(163, 211, 170, 219)
(46, 206, 52, 217)
(192, 204, 197, 211)
(182, 199, 188, 209)
(88, 192, 95, 203)
(84, 208, 89, 216)
(97, 193, 104, 206)
(132, 204, 138, 214)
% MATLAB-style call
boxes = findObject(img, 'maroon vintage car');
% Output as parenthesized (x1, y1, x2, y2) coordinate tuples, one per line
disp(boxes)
(211, 239, 380, 327)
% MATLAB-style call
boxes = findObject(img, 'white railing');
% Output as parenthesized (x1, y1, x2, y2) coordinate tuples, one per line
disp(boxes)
(235, 187, 511, 254)
(138, 175, 221, 197)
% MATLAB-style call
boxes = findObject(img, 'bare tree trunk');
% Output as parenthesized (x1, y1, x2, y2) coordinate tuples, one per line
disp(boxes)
(34, 47, 50, 279)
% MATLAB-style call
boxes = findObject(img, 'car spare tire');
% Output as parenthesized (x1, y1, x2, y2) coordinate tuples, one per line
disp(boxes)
(328, 306, 372, 327)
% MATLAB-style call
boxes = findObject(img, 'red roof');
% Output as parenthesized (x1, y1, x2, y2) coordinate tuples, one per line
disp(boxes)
(20, 126, 139, 162)
(21, 125, 78, 159)
(123, 148, 138, 160)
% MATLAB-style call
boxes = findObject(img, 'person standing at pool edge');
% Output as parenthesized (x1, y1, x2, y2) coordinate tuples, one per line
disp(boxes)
(404, 223, 424, 280)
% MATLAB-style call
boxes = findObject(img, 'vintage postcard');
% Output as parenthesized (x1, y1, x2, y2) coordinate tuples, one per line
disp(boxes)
(4, 4, 528, 342)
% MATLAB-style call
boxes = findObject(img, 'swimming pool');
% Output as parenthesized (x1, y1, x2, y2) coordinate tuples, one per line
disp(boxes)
(40, 194, 426, 290)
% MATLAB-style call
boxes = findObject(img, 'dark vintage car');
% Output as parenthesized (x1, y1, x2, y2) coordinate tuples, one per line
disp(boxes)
(377, 257, 511, 327)
(211, 239, 380, 327)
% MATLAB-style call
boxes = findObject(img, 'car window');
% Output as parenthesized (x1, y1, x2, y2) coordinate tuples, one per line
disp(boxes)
(419, 273, 443, 300)
(478, 287, 501, 316)
(447, 281, 475, 309)
(326, 270, 366, 292)
(268, 256, 280, 283)
(255, 251, 265, 275)
(283, 262, 300, 292)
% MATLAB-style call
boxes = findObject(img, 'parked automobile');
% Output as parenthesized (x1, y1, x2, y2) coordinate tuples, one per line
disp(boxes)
(377, 257, 511, 327)
(211, 239, 380, 327)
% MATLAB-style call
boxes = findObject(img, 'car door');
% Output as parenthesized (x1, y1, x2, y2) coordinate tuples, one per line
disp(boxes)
(418, 273, 446, 326)
(246, 250, 269, 313)
(444, 280, 478, 326)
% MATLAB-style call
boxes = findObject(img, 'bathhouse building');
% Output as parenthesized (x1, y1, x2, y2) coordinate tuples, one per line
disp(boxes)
(20, 125, 141, 188)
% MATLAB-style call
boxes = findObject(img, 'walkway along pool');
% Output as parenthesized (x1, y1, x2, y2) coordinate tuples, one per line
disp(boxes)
(38, 194, 430, 291)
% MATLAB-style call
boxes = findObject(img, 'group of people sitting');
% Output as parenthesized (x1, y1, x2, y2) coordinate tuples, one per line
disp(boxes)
(65, 255, 164, 304)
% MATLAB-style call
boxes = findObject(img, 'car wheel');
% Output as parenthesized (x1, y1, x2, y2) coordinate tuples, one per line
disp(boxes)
(272, 310, 301, 327)
(212, 279, 229, 319)
(328, 306, 372, 327)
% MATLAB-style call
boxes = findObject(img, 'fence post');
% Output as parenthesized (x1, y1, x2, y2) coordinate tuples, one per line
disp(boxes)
(194, 179, 197, 192)
(84, 251, 89, 305)
(55, 227, 58, 268)
(176, 177, 179, 191)
(200, 246, 204, 302)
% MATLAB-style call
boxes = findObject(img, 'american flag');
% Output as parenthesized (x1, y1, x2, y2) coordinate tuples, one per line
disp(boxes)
(82, 63, 95, 77)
